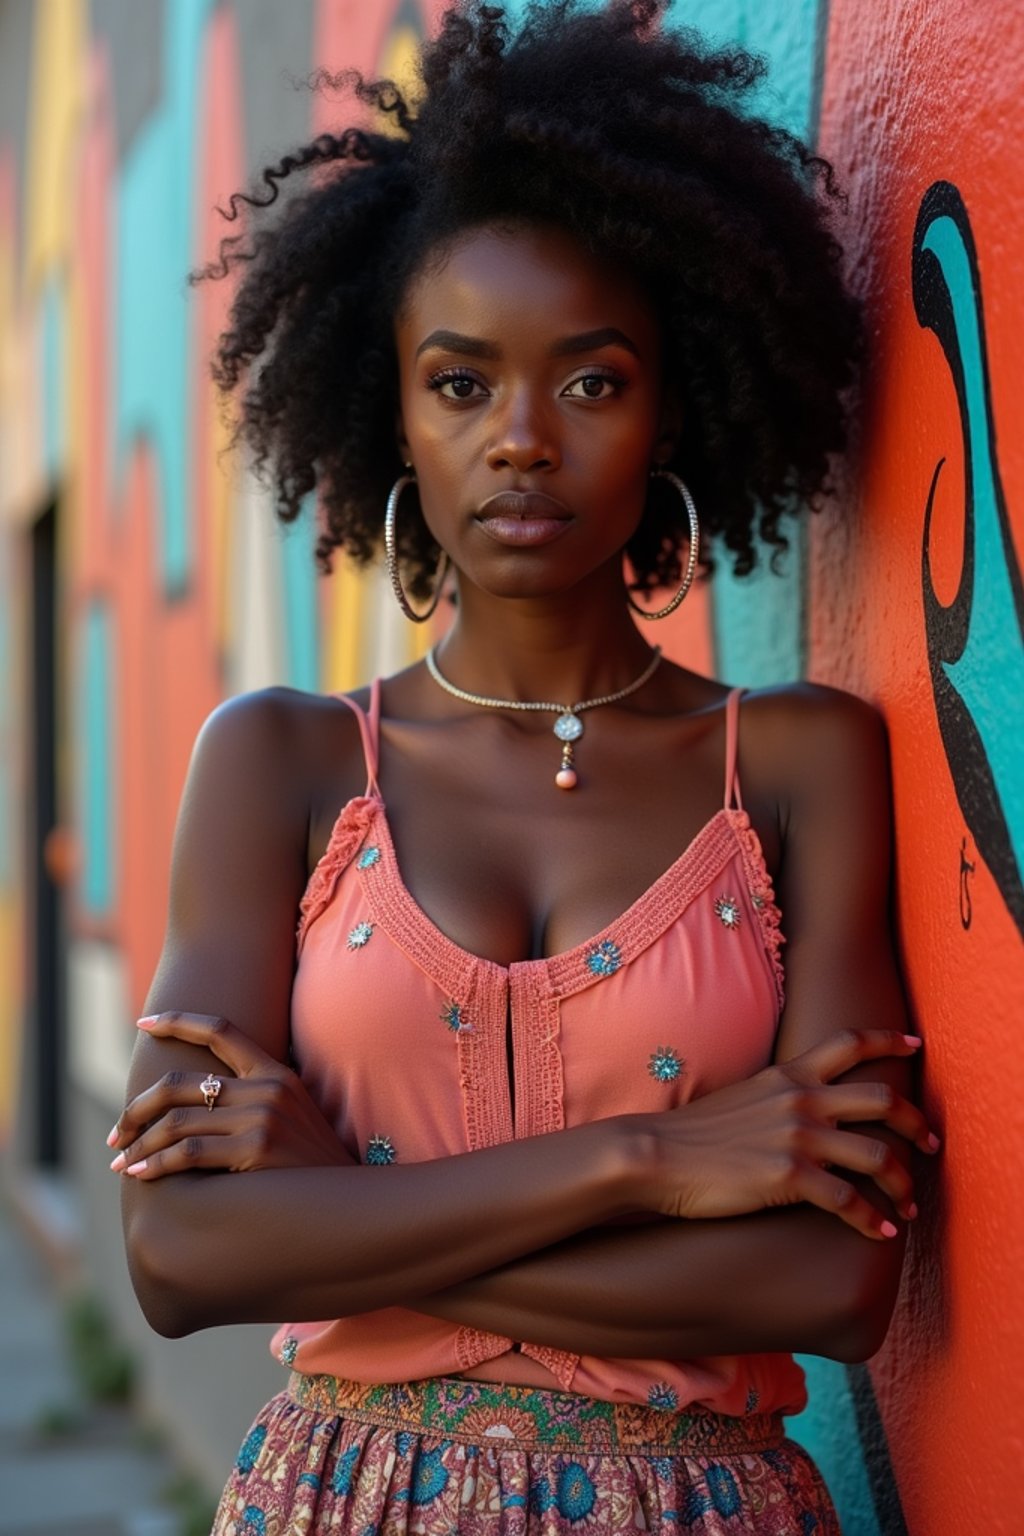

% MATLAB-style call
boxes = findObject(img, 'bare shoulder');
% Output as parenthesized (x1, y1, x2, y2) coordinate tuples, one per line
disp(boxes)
(734, 679, 890, 814)
(188, 684, 370, 818)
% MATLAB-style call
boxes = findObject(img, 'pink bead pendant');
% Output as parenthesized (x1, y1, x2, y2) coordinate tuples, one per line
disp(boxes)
(555, 739, 577, 789)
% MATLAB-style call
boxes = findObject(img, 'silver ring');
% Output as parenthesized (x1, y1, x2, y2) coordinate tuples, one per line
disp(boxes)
(200, 1073, 222, 1111)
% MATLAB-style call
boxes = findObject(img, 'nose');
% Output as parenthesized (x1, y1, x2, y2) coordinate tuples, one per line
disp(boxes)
(485, 387, 561, 473)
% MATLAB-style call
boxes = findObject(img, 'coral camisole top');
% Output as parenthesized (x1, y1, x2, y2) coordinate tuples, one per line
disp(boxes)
(271, 682, 807, 1419)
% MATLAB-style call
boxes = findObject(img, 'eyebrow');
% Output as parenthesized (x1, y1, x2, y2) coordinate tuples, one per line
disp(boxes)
(414, 326, 641, 361)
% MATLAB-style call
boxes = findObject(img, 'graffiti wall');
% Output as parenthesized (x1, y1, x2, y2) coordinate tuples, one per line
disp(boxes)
(805, 2, 1024, 1531)
(0, 0, 1019, 1527)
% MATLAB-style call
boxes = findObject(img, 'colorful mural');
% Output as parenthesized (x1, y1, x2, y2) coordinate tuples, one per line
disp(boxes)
(0, 0, 1020, 1530)
(913, 180, 1024, 937)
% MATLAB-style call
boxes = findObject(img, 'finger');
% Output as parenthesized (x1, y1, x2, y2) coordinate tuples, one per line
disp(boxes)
(136, 1012, 278, 1082)
(814, 1082, 935, 1153)
(810, 1129, 915, 1218)
(805, 1080, 932, 1149)
(116, 1134, 250, 1180)
(786, 1029, 922, 1086)
(113, 1069, 235, 1149)
(110, 1105, 234, 1173)
(797, 1163, 904, 1241)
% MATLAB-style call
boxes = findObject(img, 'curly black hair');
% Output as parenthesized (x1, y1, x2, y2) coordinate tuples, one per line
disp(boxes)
(194, 0, 862, 598)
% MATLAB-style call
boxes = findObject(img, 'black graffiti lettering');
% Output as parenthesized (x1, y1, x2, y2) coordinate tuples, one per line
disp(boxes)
(959, 836, 975, 930)
(913, 181, 1024, 936)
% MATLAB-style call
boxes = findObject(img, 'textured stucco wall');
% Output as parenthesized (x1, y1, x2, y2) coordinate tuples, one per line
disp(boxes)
(0, 0, 1020, 1523)
(808, 2, 1024, 1532)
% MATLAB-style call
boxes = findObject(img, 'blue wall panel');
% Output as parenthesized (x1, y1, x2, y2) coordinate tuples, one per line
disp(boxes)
(80, 600, 115, 913)
(115, 0, 216, 597)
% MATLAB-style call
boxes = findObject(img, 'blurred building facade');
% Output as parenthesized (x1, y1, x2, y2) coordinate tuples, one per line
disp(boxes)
(0, 1, 1020, 1531)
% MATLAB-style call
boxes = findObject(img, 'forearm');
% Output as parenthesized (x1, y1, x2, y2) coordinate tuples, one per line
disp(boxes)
(416, 1197, 904, 1362)
(124, 1121, 632, 1337)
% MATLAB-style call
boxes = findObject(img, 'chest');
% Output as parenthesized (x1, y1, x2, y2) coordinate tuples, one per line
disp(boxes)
(308, 709, 781, 968)
(293, 790, 785, 1156)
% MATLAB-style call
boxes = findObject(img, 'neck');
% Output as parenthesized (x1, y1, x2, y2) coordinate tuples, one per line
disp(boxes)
(435, 571, 658, 705)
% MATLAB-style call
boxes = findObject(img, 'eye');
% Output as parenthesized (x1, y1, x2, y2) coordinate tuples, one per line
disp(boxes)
(561, 370, 627, 400)
(426, 368, 488, 401)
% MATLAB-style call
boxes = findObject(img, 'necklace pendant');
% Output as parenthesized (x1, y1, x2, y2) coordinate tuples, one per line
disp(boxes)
(555, 740, 578, 790)
(554, 711, 584, 743)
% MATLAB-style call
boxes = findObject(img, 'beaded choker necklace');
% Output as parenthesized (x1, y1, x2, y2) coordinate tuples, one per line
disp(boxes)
(424, 645, 663, 790)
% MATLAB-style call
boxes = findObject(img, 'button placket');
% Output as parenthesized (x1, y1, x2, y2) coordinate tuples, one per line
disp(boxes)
(456, 965, 514, 1152)
(508, 963, 565, 1139)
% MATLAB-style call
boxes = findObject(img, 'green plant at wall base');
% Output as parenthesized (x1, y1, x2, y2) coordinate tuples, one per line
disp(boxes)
(32, 1400, 88, 1438)
(160, 1472, 220, 1536)
(63, 1291, 136, 1404)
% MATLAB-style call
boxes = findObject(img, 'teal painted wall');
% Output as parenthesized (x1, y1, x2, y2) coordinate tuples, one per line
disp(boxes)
(664, 5, 886, 1533)
(80, 600, 115, 914)
(115, 0, 217, 597)
(666, 0, 823, 689)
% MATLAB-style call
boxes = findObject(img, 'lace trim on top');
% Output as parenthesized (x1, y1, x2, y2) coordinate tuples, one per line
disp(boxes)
(455, 1324, 514, 1372)
(297, 798, 786, 1016)
(296, 795, 378, 954)
(520, 1342, 581, 1390)
(726, 808, 786, 1013)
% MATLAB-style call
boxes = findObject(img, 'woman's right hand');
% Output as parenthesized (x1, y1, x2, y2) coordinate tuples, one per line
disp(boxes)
(627, 1029, 939, 1239)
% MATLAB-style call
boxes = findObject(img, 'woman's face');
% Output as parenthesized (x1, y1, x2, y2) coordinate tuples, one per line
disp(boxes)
(394, 220, 675, 603)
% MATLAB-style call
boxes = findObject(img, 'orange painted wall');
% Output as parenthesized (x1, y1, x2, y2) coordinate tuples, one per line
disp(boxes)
(811, 0, 1024, 1529)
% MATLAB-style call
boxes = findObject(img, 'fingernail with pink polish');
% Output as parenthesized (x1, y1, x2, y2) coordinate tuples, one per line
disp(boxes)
(880, 1220, 899, 1238)
(109, 1153, 126, 1172)
(106, 1126, 120, 1147)
(136, 1016, 159, 1029)
(125, 1160, 147, 1175)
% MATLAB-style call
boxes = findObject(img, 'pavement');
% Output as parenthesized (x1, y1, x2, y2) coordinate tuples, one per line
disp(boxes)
(0, 1197, 195, 1536)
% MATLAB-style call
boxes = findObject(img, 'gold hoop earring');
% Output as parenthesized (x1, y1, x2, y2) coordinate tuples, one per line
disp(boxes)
(626, 470, 701, 621)
(384, 470, 450, 623)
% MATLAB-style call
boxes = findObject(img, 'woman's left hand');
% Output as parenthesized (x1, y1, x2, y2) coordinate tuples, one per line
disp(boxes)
(108, 1012, 355, 1178)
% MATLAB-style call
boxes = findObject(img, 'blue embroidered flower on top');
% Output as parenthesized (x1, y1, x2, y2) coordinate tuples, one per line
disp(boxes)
(648, 1382, 679, 1411)
(365, 1135, 396, 1165)
(440, 1001, 472, 1033)
(586, 939, 622, 977)
(648, 1046, 683, 1083)
(347, 921, 374, 949)
(357, 845, 381, 870)
(714, 894, 742, 929)
(280, 1337, 298, 1367)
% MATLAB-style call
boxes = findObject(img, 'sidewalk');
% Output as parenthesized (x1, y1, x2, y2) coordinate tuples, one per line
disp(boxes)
(0, 1198, 195, 1536)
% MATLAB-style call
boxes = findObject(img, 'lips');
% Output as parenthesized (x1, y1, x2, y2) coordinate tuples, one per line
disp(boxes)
(476, 490, 571, 521)
(473, 489, 573, 548)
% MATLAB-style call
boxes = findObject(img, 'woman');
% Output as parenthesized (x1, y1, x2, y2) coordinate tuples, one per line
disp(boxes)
(113, 3, 939, 1531)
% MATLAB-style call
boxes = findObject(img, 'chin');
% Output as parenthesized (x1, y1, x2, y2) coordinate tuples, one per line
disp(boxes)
(454, 539, 625, 605)
(457, 558, 598, 604)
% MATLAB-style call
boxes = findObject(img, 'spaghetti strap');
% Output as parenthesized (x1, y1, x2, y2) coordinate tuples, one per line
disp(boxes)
(332, 681, 381, 798)
(723, 686, 745, 812)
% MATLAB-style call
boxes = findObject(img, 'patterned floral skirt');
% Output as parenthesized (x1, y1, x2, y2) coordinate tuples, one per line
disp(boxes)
(211, 1373, 841, 1534)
